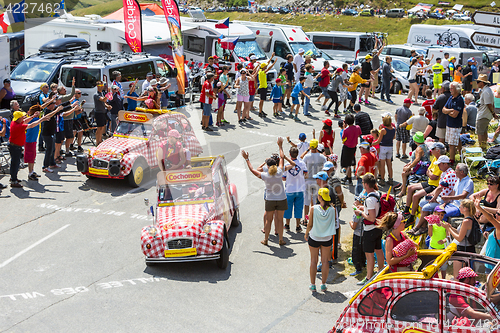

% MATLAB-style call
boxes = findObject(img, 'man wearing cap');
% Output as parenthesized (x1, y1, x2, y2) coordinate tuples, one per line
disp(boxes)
(395, 98, 413, 159)
(442, 81, 465, 165)
(107, 84, 123, 134)
(462, 59, 474, 94)
(381, 56, 394, 103)
(353, 103, 373, 136)
(400, 107, 429, 151)
(403, 142, 446, 223)
(8, 110, 51, 187)
(284, 54, 294, 108)
(355, 141, 376, 195)
(448, 56, 456, 79)
(303, 139, 327, 219)
(432, 58, 445, 98)
(142, 72, 154, 93)
(200, 73, 216, 132)
(126, 80, 139, 111)
(476, 74, 497, 148)
(370, 40, 385, 99)
(246, 53, 260, 112)
(432, 80, 452, 144)
(157, 129, 186, 171)
(360, 54, 373, 105)
(446, 267, 492, 321)
(293, 48, 305, 83)
(258, 56, 277, 118)
(282, 146, 307, 233)
(442, 53, 450, 82)
(111, 71, 124, 98)
(411, 155, 458, 234)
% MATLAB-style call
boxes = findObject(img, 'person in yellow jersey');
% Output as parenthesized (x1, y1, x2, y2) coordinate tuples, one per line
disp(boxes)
(258, 57, 277, 118)
(432, 58, 445, 98)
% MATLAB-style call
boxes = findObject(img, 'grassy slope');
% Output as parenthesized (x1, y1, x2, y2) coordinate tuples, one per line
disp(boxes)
(206, 12, 472, 45)
(71, 0, 157, 17)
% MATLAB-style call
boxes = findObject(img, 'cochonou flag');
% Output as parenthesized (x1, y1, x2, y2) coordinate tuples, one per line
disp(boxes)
(123, 0, 143, 52)
(218, 35, 239, 50)
(215, 17, 229, 29)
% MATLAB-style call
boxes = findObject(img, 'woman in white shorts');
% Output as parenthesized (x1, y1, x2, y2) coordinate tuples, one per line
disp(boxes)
(234, 69, 257, 124)
(373, 114, 396, 186)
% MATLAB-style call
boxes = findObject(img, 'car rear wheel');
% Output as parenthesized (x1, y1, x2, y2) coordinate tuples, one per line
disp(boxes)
(231, 207, 240, 227)
(392, 81, 403, 94)
(216, 237, 229, 269)
(127, 159, 147, 188)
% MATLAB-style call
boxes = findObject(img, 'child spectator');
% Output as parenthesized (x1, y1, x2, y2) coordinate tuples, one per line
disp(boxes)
(426, 207, 448, 278)
(340, 114, 362, 185)
(216, 82, 226, 127)
(349, 189, 367, 276)
(303, 64, 314, 116)
(421, 89, 435, 120)
(290, 76, 309, 122)
(287, 132, 309, 158)
(270, 78, 283, 117)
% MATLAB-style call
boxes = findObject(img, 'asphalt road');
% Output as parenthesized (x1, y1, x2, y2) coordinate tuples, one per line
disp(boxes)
(0, 93, 411, 332)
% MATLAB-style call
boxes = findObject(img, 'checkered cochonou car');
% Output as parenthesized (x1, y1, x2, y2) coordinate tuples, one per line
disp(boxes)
(331, 243, 500, 333)
(76, 109, 203, 187)
(141, 156, 239, 269)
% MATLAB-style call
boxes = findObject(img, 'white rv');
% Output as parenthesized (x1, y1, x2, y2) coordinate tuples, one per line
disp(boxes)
(233, 20, 328, 73)
(306, 31, 374, 63)
(407, 24, 489, 50)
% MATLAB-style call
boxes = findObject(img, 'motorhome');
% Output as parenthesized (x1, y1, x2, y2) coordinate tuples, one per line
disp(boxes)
(407, 24, 488, 50)
(307, 31, 374, 63)
(233, 20, 328, 73)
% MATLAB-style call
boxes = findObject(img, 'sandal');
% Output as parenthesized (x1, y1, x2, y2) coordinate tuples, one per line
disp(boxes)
(296, 226, 302, 233)
(261, 228, 265, 233)
(261, 240, 268, 246)
(279, 239, 286, 246)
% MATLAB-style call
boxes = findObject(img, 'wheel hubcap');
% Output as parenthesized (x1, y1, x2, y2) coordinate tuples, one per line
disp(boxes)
(134, 166, 143, 185)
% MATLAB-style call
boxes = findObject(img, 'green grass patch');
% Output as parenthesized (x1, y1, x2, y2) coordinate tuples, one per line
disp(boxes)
(70, 0, 157, 17)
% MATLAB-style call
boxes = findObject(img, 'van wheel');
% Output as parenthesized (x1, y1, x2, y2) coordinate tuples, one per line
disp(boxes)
(127, 159, 147, 187)
(231, 208, 240, 227)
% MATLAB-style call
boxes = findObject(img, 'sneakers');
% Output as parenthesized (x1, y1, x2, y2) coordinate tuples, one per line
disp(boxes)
(28, 174, 38, 181)
(387, 100, 395, 104)
(387, 178, 394, 185)
(51, 164, 61, 169)
(11, 181, 22, 188)
(333, 114, 341, 118)
(32, 172, 41, 178)
(380, 98, 386, 102)
(341, 177, 352, 185)
(288, 112, 294, 118)
(77, 146, 84, 153)
(357, 277, 368, 286)
(401, 154, 409, 159)
(38, 147, 46, 152)
(378, 179, 386, 186)
(309, 284, 316, 291)
(65, 152, 73, 157)
(325, 110, 330, 116)
(43, 167, 54, 173)
(294, 116, 300, 122)
(203, 126, 214, 132)
(70, 144, 76, 151)
(396, 153, 401, 158)
(350, 270, 363, 276)
(320, 284, 327, 292)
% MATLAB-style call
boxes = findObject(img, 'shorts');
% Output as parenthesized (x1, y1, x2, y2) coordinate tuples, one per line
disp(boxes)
(265, 198, 288, 212)
(55, 131, 65, 144)
(436, 127, 446, 139)
(202, 103, 211, 116)
(273, 99, 281, 104)
(249, 94, 255, 102)
(73, 118, 82, 131)
(64, 120, 74, 139)
(304, 181, 319, 206)
(421, 78, 428, 85)
(320, 86, 330, 98)
(349, 89, 357, 103)
(292, 96, 300, 105)
(95, 112, 107, 127)
(341, 145, 356, 168)
(284, 191, 304, 219)
(372, 75, 378, 87)
(433, 79, 442, 90)
(362, 228, 383, 253)
(308, 236, 333, 248)
(379, 146, 393, 160)
(218, 98, 225, 109)
(396, 127, 410, 143)
(24, 142, 36, 163)
(237, 94, 250, 102)
(360, 82, 370, 88)
(421, 181, 437, 194)
(463, 80, 472, 92)
(258, 88, 267, 100)
(445, 126, 461, 146)
(409, 79, 417, 84)
(443, 73, 450, 82)
(476, 117, 490, 135)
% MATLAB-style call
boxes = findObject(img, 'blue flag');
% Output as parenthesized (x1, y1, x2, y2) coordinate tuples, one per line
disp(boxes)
(11, 0, 25, 22)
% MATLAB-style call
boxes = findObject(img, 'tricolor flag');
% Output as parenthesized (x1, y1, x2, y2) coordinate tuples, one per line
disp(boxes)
(11, 0, 25, 22)
(215, 17, 229, 29)
(218, 35, 239, 50)
(0, 13, 10, 33)
(248, 0, 255, 5)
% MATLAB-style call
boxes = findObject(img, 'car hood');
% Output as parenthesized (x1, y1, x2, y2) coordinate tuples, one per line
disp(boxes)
(156, 203, 215, 230)
(10, 80, 43, 97)
(90, 136, 146, 160)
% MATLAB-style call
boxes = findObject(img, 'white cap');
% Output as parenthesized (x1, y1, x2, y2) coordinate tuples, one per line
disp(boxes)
(150, 79, 157, 86)
(298, 48, 305, 53)
(250, 55, 257, 60)
(434, 155, 451, 165)
(382, 112, 392, 118)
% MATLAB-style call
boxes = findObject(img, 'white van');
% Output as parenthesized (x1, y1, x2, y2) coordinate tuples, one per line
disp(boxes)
(58, 53, 181, 114)
(233, 20, 328, 73)
(307, 31, 373, 63)
(426, 47, 491, 68)
(381, 44, 427, 65)
(407, 24, 485, 50)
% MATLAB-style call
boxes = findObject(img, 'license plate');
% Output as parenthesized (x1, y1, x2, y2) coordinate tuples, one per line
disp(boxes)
(89, 167, 109, 176)
(165, 248, 197, 258)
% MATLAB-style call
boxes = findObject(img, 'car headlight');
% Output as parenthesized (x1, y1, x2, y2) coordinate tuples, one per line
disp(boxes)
(203, 224, 212, 235)
(111, 153, 123, 160)
(23, 92, 38, 104)
(147, 227, 158, 237)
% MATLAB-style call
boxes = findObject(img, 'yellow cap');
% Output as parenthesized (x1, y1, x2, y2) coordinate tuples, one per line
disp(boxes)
(260, 62, 267, 68)
(13, 111, 26, 122)
(310, 139, 319, 148)
(365, 54, 373, 60)
(318, 188, 331, 201)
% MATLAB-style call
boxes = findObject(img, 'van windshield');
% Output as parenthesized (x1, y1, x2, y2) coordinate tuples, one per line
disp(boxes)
(61, 68, 100, 88)
(11, 60, 58, 82)
(234, 40, 266, 60)
(289, 42, 321, 57)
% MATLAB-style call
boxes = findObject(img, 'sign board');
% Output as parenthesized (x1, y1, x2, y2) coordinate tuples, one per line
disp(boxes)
(472, 11, 500, 28)
(117, 110, 154, 124)
(471, 31, 500, 49)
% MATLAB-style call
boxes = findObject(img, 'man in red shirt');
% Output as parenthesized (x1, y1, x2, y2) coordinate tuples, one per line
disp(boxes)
(355, 141, 377, 194)
(157, 129, 186, 170)
(199, 73, 216, 132)
(316, 61, 332, 115)
(9, 111, 49, 187)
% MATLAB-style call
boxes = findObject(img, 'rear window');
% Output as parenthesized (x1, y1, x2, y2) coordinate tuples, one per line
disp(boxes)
(61, 68, 100, 88)
(110, 61, 155, 82)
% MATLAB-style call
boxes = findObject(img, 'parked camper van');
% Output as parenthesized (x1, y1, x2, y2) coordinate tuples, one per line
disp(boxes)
(233, 21, 328, 73)
(408, 24, 484, 50)
(307, 31, 374, 63)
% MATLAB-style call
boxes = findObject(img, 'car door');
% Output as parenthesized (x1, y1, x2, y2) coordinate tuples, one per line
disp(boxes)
(213, 165, 231, 228)
(386, 289, 440, 333)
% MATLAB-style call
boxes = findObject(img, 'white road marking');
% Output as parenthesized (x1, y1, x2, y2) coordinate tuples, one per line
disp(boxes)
(246, 130, 278, 138)
(0, 224, 71, 268)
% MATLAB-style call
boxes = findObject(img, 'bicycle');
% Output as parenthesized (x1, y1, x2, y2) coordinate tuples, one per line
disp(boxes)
(365, 32, 389, 51)
(435, 30, 460, 47)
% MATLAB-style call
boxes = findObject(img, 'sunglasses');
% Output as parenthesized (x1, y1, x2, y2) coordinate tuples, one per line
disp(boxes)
(488, 182, 497, 185)
(76, 92, 82, 94)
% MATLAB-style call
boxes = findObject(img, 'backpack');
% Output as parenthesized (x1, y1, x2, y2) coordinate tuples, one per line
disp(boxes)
(485, 144, 500, 160)
(465, 216, 482, 246)
(363, 191, 396, 225)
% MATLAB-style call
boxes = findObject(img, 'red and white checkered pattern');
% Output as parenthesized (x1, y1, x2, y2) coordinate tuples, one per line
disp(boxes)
(141, 204, 225, 258)
(457, 267, 478, 280)
(425, 214, 442, 225)
(87, 112, 203, 177)
(392, 239, 418, 266)
(334, 278, 499, 333)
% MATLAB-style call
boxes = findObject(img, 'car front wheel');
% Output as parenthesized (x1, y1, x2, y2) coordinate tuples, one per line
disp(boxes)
(216, 237, 229, 269)
(231, 207, 240, 227)
(127, 159, 147, 188)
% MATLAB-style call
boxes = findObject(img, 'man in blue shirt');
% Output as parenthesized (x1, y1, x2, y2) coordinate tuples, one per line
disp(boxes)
(72, 90, 84, 153)
(442, 81, 464, 165)
(38, 83, 50, 152)
(471, 58, 478, 91)
(126, 81, 139, 111)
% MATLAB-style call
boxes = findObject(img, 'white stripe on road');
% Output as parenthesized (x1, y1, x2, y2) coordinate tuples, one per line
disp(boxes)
(246, 130, 279, 138)
(0, 224, 70, 268)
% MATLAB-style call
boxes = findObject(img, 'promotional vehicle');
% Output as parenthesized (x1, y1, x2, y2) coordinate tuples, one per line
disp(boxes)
(76, 109, 203, 187)
(140, 155, 239, 269)
(331, 244, 500, 333)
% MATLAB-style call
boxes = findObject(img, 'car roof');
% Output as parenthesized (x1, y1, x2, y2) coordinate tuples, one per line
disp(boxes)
(59, 52, 161, 68)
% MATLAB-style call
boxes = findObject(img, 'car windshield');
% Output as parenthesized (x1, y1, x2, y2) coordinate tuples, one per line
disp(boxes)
(234, 40, 266, 60)
(392, 59, 410, 72)
(290, 42, 321, 58)
(115, 121, 152, 137)
(11, 60, 58, 82)
(159, 181, 215, 202)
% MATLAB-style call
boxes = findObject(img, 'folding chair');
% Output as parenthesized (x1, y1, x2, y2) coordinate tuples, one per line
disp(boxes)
(0, 141, 10, 174)
(77, 113, 97, 146)
(461, 147, 487, 177)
